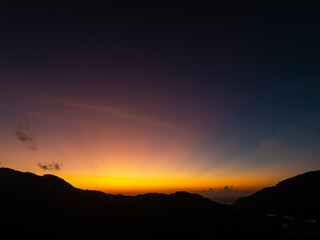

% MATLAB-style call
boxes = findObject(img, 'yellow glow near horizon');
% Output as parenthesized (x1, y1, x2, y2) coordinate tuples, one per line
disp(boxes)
(1, 94, 313, 196)
(1, 133, 293, 195)
(61, 173, 272, 195)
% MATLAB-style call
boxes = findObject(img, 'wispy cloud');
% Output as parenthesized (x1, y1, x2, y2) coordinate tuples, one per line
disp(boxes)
(15, 123, 37, 150)
(51, 98, 186, 133)
(38, 162, 63, 171)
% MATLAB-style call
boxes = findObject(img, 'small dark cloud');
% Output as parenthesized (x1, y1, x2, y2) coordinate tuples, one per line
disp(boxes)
(38, 162, 63, 171)
(223, 185, 233, 191)
(15, 123, 37, 150)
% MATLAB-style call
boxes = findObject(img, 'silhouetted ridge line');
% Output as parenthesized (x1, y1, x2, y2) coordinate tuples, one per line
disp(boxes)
(0, 167, 226, 213)
(233, 170, 320, 217)
(1, 167, 320, 238)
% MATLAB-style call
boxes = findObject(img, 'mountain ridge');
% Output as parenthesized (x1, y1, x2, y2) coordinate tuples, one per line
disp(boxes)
(0, 167, 232, 238)
(0, 167, 220, 202)
(1, 167, 320, 239)
(233, 170, 320, 217)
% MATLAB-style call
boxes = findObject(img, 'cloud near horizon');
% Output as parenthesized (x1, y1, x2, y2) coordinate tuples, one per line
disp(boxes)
(38, 162, 62, 171)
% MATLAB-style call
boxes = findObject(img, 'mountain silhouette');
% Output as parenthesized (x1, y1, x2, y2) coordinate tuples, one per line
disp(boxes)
(1, 167, 320, 239)
(233, 170, 320, 217)
(0, 168, 233, 238)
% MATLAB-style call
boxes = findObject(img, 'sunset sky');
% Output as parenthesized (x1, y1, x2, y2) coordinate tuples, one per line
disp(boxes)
(1, 2, 319, 195)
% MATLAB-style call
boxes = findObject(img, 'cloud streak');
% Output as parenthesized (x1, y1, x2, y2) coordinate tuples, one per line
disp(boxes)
(15, 124, 37, 150)
(51, 98, 185, 133)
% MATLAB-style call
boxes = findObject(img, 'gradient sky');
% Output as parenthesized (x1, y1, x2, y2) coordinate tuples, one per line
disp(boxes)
(1, 2, 320, 195)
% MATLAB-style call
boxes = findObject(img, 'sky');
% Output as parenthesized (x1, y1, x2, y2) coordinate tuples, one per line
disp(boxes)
(0, 2, 320, 198)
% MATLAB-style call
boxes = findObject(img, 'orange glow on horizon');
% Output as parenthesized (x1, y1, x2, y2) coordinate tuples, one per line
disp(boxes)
(60, 173, 273, 195)
(1, 94, 313, 197)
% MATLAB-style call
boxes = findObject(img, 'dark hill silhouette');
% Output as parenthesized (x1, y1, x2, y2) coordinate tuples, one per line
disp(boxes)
(233, 170, 320, 217)
(0, 167, 233, 239)
(1, 167, 320, 239)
